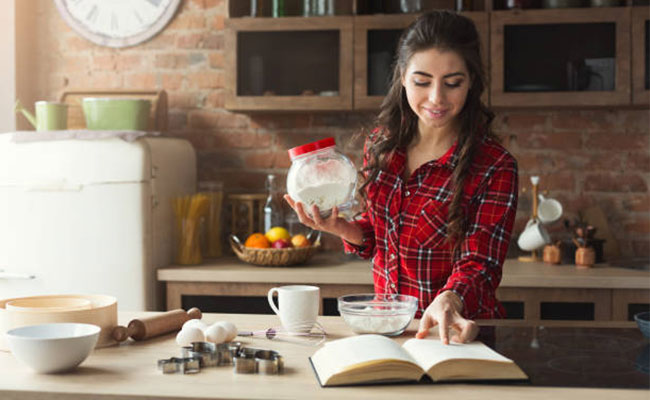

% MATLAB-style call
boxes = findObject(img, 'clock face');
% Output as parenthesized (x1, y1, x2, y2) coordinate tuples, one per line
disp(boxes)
(54, 0, 181, 48)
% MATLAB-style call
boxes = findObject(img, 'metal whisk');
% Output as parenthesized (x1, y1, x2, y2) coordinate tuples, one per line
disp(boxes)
(237, 322, 327, 346)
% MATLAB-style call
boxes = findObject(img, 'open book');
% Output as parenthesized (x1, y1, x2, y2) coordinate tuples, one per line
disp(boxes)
(310, 334, 528, 387)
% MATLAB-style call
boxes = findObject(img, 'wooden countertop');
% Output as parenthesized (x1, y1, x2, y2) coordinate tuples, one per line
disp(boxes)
(0, 312, 645, 400)
(158, 253, 650, 290)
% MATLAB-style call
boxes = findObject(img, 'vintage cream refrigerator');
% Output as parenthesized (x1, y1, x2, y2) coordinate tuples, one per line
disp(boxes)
(0, 133, 196, 310)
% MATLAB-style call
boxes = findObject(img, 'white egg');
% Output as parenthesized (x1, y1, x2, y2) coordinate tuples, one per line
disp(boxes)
(176, 326, 205, 346)
(182, 319, 208, 332)
(215, 321, 238, 342)
(205, 324, 227, 344)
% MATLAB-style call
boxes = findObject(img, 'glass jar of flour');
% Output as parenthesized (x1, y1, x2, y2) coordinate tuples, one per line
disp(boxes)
(287, 137, 357, 218)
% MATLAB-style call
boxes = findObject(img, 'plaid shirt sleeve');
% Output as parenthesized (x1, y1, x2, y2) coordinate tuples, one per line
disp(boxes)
(438, 155, 519, 319)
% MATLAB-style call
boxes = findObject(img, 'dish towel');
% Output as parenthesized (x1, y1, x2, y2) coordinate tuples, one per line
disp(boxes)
(11, 130, 161, 143)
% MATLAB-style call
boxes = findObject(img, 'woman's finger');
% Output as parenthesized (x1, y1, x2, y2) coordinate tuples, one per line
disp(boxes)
(283, 195, 296, 209)
(450, 318, 479, 344)
(416, 313, 437, 339)
(437, 312, 451, 345)
(295, 202, 315, 227)
(311, 205, 324, 226)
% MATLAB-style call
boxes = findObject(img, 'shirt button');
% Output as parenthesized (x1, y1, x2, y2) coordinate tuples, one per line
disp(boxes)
(390, 283, 396, 289)
(389, 254, 396, 260)
(405, 190, 410, 197)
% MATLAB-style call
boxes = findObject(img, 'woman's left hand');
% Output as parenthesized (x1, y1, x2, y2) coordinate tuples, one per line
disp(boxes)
(415, 291, 479, 344)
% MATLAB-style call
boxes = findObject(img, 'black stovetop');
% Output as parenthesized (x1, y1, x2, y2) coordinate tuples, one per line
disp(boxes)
(480, 325, 649, 389)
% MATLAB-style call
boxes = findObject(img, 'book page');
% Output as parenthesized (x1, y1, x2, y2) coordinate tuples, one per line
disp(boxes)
(402, 338, 515, 373)
(311, 334, 420, 385)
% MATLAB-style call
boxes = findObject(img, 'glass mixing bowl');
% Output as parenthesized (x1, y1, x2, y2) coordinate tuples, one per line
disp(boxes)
(337, 294, 418, 336)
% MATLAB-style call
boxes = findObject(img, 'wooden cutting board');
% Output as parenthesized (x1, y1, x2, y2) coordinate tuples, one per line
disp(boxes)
(59, 89, 168, 132)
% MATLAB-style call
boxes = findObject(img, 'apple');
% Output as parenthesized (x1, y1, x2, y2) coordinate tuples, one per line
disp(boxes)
(291, 234, 311, 248)
(272, 239, 292, 249)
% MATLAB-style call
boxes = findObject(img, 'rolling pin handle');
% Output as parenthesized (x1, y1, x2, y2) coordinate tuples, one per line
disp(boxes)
(187, 307, 202, 320)
(112, 325, 130, 342)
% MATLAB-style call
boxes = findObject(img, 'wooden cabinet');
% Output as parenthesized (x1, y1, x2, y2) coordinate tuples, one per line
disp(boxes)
(226, 4, 644, 111)
(631, 6, 649, 105)
(490, 8, 631, 108)
(353, 12, 488, 110)
(224, 17, 353, 111)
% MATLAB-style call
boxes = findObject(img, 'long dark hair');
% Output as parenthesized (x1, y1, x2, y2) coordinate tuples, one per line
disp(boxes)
(360, 10, 497, 256)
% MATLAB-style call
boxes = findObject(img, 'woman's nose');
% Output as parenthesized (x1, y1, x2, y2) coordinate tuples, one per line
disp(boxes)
(428, 84, 443, 103)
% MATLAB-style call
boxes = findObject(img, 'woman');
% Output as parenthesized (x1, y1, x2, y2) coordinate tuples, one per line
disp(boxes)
(285, 11, 518, 344)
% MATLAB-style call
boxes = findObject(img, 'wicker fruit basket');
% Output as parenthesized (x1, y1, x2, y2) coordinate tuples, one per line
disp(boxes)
(229, 233, 321, 267)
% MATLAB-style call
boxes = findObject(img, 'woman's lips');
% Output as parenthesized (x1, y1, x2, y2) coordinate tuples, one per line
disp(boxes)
(424, 108, 448, 120)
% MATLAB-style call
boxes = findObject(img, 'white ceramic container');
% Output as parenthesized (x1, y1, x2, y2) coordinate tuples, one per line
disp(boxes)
(6, 323, 100, 373)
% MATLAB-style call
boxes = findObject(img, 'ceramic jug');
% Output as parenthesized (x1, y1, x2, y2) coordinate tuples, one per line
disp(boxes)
(15, 100, 68, 131)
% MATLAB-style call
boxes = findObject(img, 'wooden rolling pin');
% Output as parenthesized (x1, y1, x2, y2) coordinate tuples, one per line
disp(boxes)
(112, 308, 202, 342)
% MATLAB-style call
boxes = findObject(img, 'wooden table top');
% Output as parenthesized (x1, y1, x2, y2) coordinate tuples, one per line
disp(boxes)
(158, 253, 650, 289)
(0, 312, 645, 400)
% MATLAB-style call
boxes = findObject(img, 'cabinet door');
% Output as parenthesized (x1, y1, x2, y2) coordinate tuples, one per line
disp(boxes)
(632, 6, 649, 106)
(490, 8, 631, 108)
(353, 12, 489, 110)
(225, 17, 353, 111)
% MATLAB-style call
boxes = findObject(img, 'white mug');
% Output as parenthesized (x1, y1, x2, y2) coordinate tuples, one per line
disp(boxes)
(538, 194, 563, 224)
(518, 219, 551, 251)
(267, 285, 320, 333)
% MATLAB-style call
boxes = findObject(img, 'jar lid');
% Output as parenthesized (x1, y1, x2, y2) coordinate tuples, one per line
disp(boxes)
(288, 137, 336, 160)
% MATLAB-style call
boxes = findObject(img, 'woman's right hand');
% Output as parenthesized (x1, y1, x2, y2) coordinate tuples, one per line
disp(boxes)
(284, 195, 364, 245)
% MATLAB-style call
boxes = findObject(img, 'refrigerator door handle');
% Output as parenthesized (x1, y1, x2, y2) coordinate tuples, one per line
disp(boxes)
(0, 269, 36, 280)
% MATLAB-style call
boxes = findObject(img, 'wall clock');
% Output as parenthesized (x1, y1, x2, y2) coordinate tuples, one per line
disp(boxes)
(54, 0, 182, 48)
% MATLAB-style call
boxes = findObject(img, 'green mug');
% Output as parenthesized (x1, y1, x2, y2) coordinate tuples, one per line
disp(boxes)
(15, 100, 68, 131)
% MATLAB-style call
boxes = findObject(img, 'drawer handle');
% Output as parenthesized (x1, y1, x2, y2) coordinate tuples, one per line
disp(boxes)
(0, 269, 35, 280)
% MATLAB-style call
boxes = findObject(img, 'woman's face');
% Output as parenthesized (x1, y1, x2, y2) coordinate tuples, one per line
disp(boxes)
(402, 47, 471, 131)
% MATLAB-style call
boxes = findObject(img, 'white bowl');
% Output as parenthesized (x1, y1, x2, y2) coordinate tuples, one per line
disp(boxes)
(6, 323, 100, 373)
(338, 294, 418, 336)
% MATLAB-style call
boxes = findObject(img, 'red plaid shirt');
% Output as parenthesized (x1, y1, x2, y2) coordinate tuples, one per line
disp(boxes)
(343, 134, 518, 319)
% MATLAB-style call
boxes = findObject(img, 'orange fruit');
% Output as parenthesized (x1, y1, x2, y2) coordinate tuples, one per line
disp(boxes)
(291, 234, 311, 248)
(265, 227, 291, 243)
(244, 233, 271, 248)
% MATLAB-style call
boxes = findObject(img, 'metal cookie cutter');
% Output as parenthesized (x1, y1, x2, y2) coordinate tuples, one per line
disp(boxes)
(157, 357, 201, 374)
(182, 342, 219, 368)
(234, 347, 262, 374)
(255, 350, 284, 375)
(217, 341, 242, 366)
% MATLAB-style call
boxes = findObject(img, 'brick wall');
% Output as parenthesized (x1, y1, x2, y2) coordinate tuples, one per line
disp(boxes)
(24, 0, 649, 259)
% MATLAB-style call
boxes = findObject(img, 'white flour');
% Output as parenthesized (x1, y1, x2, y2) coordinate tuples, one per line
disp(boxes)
(295, 182, 353, 212)
(342, 313, 412, 335)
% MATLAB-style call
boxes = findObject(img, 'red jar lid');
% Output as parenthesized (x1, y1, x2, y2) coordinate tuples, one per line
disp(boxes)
(288, 137, 336, 160)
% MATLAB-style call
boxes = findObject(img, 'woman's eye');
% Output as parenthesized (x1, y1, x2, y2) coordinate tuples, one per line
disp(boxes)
(414, 81, 430, 87)
(445, 81, 463, 88)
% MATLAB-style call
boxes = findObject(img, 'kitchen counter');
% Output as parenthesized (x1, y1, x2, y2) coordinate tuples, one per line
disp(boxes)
(0, 312, 647, 400)
(158, 254, 650, 322)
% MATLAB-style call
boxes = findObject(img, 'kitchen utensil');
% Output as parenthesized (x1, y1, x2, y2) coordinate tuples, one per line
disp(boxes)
(233, 348, 284, 374)
(59, 90, 167, 131)
(181, 341, 241, 367)
(6, 323, 100, 373)
(6, 297, 92, 312)
(14, 100, 68, 131)
(267, 285, 320, 333)
(0, 294, 117, 351)
(82, 98, 151, 131)
(157, 357, 201, 374)
(338, 294, 418, 336)
(543, 242, 562, 264)
(112, 308, 202, 342)
(238, 321, 327, 346)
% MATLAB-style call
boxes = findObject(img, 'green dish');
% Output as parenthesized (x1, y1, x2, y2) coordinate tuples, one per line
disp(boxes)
(82, 98, 151, 131)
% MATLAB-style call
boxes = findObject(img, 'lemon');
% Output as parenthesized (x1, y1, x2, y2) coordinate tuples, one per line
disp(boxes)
(265, 227, 291, 243)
